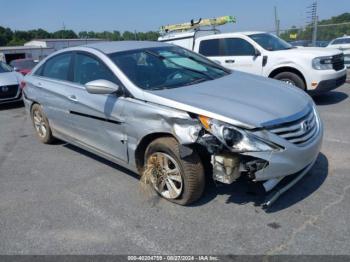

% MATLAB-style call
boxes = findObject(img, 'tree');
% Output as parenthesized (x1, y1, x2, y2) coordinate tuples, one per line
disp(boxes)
(280, 12, 350, 41)
(52, 30, 78, 39)
(0, 26, 13, 46)
(0, 26, 159, 46)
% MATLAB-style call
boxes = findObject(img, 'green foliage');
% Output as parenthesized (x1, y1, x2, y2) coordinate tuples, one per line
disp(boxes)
(280, 12, 350, 41)
(0, 26, 160, 46)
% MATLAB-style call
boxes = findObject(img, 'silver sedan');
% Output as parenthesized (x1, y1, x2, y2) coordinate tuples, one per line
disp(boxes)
(22, 41, 323, 207)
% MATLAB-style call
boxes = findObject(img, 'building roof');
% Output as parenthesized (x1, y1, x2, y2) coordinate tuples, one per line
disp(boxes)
(84, 41, 169, 54)
(0, 45, 52, 51)
(31, 38, 105, 42)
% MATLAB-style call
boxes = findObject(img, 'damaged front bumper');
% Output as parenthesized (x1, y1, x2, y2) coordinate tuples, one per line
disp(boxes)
(262, 157, 317, 208)
(196, 109, 323, 207)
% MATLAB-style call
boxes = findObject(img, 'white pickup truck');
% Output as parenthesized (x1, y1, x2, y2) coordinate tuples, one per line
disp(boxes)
(159, 31, 347, 94)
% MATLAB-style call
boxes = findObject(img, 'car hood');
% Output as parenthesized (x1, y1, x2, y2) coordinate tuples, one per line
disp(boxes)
(327, 44, 350, 51)
(281, 47, 342, 57)
(142, 71, 313, 129)
(0, 72, 21, 86)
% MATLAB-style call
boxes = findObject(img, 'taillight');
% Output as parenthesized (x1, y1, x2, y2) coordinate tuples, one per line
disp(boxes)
(20, 81, 26, 90)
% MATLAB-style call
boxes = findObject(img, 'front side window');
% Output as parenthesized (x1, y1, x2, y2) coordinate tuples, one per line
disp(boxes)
(109, 46, 229, 90)
(42, 53, 72, 81)
(73, 53, 117, 85)
(249, 33, 293, 51)
(223, 38, 255, 56)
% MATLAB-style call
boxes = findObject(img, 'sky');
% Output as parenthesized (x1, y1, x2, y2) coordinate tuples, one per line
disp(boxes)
(0, 0, 349, 33)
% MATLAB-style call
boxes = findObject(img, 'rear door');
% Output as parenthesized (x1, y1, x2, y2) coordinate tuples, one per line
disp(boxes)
(66, 51, 128, 162)
(29, 52, 76, 135)
(198, 37, 263, 75)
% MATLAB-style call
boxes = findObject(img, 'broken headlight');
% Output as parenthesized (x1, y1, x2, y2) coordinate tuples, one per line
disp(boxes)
(199, 116, 282, 153)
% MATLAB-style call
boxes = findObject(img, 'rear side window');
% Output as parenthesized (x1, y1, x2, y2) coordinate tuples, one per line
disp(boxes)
(199, 39, 221, 56)
(73, 53, 117, 85)
(199, 38, 255, 57)
(41, 53, 72, 81)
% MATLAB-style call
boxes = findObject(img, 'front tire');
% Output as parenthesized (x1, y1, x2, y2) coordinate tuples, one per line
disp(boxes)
(144, 137, 205, 205)
(31, 104, 55, 144)
(273, 72, 306, 90)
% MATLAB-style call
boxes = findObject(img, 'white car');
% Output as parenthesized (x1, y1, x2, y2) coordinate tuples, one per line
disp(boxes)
(327, 36, 350, 68)
(159, 31, 347, 94)
(0, 61, 23, 104)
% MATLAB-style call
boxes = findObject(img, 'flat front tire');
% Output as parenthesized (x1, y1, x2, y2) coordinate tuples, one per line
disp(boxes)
(144, 137, 205, 205)
(31, 104, 55, 144)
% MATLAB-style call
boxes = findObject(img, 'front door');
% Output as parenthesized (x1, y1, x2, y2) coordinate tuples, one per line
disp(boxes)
(199, 37, 263, 75)
(66, 52, 128, 162)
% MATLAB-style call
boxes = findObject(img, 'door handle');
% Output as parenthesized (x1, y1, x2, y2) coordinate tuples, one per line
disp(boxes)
(225, 59, 235, 63)
(67, 95, 78, 102)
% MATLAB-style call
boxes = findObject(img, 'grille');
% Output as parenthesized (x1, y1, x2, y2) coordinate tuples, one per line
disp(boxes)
(0, 85, 19, 99)
(267, 109, 319, 146)
(332, 54, 345, 71)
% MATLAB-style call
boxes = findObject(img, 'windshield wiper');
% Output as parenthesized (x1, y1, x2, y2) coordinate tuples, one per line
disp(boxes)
(145, 50, 215, 80)
(183, 77, 208, 86)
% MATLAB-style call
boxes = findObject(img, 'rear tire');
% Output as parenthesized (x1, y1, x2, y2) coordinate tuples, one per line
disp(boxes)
(144, 137, 205, 205)
(273, 72, 306, 90)
(31, 104, 55, 144)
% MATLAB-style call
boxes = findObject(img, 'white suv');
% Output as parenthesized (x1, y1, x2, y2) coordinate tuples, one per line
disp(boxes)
(159, 31, 347, 94)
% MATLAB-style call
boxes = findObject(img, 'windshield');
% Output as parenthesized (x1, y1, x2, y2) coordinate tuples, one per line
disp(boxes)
(10, 60, 37, 70)
(330, 38, 350, 45)
(0, 62, 13, 73)
(109, 46, 230, 90)
(249, 33, 294, 51)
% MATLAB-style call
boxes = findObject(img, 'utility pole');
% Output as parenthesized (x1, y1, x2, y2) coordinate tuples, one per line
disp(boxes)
(274, 6, 280, 36)
(62, 22, 66, 39)
(307, 1, 318, 46)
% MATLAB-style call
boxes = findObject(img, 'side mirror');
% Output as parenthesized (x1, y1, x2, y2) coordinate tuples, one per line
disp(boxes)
(254, 49, 261, 57)
(85, 79, 120, 95)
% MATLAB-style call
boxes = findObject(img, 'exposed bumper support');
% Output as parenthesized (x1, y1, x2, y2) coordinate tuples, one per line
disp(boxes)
(262, 157, 317, 209)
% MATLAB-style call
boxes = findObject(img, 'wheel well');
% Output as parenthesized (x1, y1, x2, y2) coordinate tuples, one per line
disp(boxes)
(135, 132, 176, 172)
(29, 101, 39, 115)
(268, 67, 306, 89)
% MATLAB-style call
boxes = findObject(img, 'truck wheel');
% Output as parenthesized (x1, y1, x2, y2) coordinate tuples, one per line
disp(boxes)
(31, 104, 55, 144)
(274, 72, 306, 90)
(144, 137, 205, 205)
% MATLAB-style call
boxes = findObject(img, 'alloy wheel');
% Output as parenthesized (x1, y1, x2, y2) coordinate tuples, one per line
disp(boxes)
(33, 109, 47, 138)
(147, 152, 183, 199)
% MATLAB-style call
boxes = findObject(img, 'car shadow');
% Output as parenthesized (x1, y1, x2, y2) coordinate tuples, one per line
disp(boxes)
(193, 153, 328, 212)
(0, 101, 24, 111)
(61, 142, 328, 211)
(312, 91, 348, 105)
(63, 143, 140, 180)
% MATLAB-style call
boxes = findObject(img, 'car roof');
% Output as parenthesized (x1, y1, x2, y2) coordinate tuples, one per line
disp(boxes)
(197, 31, 267, 40)
(11, 58, 35, 62)
(84, 41, 171, 54)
